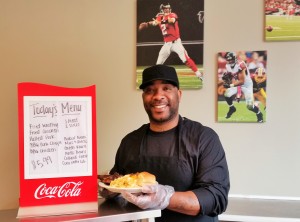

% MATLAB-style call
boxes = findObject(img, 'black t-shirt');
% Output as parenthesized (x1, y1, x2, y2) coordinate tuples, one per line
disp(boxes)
(110, 117, 230, 222)
(143, 126, 178, 157)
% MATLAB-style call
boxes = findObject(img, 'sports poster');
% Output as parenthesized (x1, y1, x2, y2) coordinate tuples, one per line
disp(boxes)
(217, 51, 267, 123)
(17, 83, 98, 217)
(265, 0, 300, 41)
(136, 0, 204, 89)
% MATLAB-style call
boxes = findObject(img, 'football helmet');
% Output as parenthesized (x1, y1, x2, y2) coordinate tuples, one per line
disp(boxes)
(160, 3, 171, 13)
(255, 67, 266, 77)
(225, 52, 237, 67)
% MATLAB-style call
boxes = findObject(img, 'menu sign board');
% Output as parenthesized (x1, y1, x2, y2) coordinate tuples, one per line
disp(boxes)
(24, 96, 93, 179)
(18, 83, 98, 217)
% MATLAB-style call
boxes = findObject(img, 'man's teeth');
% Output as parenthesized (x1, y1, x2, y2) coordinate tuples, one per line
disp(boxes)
(155, 105, 166, 108)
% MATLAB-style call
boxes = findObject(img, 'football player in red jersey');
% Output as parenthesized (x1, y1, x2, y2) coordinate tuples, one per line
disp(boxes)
(140, 3, 203, 80)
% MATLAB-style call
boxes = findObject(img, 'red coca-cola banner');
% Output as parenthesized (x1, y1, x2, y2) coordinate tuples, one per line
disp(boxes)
(18, 83, 98, 209)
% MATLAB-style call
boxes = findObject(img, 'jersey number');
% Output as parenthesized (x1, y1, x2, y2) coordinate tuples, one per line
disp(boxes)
(160, 24, 167, 35)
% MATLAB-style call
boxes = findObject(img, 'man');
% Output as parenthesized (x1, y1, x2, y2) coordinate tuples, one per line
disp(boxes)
(222, 52, 264, 122)
(107, 65, 230, 221)
(252, 67, 267, 110)
(138, 3, 203, 80)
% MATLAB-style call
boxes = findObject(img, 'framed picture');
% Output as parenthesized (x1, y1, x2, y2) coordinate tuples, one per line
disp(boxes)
(217, 51, 267, 123)
(265, 0, 300, 41)
(136, 0, 204, 89)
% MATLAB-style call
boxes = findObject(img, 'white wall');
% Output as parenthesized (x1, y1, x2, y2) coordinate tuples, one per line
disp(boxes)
(203, 0, 300, 198)
(0, 0, 299, 210)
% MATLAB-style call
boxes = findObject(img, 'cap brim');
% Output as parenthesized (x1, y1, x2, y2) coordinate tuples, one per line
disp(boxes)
(139, 79, 178, 89)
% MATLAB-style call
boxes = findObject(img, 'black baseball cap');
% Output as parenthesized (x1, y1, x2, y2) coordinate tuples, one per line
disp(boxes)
(139, 65, 179, 89)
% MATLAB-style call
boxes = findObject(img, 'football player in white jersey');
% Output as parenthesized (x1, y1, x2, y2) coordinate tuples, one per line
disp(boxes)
(222, 52, 263, 122)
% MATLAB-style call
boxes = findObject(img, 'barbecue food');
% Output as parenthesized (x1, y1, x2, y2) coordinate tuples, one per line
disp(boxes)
(110, 172, 156, 188)
(98, 172, 122, 185)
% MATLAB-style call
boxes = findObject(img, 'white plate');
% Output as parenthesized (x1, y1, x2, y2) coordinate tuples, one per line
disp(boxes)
(98, 182, 143, 193)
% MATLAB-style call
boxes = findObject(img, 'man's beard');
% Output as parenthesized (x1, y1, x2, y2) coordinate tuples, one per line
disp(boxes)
(145, 106, 178, 125)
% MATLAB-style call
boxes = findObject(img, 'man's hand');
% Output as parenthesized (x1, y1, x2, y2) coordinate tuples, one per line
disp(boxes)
(122, 184, 175, 210)
(168, 17, 176, 23)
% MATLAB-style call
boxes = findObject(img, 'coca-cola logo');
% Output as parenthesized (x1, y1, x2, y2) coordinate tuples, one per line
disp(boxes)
(34, 181, 83, 199)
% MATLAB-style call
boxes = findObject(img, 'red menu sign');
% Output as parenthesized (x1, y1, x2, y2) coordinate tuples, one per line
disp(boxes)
(17, 83, 98, 217)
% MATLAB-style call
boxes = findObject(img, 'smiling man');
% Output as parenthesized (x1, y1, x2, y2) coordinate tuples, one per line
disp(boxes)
(108, 64, 230, 222)
(140, 65, 181, 132)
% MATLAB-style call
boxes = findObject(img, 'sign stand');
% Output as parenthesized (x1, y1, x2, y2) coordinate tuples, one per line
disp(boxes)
(17, 83, 98, 218)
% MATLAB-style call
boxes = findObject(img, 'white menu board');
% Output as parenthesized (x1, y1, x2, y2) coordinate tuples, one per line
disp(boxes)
(23, 96, 92, 179)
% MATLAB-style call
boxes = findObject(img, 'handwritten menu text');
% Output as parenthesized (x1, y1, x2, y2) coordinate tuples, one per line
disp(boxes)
(24, 97, 92, 179)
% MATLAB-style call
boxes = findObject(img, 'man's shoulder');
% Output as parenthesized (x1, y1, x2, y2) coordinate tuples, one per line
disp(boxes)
(155, 13, 164, 19)
(180, 117, 217, 135)
(237, 59, 247, 69)
(180, 117, 204, 131)
(169, 12, 178, 17)
(181, 117, 202, 126)
(123, 124, 149, 139)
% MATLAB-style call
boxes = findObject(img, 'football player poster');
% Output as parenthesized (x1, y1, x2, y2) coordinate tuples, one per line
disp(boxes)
(217, 50, 267, 123)
(265, 0, 300, 41)
(136, 0, 204, 89)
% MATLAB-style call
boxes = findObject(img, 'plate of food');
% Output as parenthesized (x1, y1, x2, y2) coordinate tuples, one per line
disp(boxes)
(98, 171, 156, 193)
(98, 182, 143, 193)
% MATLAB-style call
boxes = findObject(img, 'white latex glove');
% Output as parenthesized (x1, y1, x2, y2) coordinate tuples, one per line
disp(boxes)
(122, 184, 175, 210)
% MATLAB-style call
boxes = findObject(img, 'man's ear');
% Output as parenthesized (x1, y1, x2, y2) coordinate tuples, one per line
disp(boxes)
(178, 89, 182, 102)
